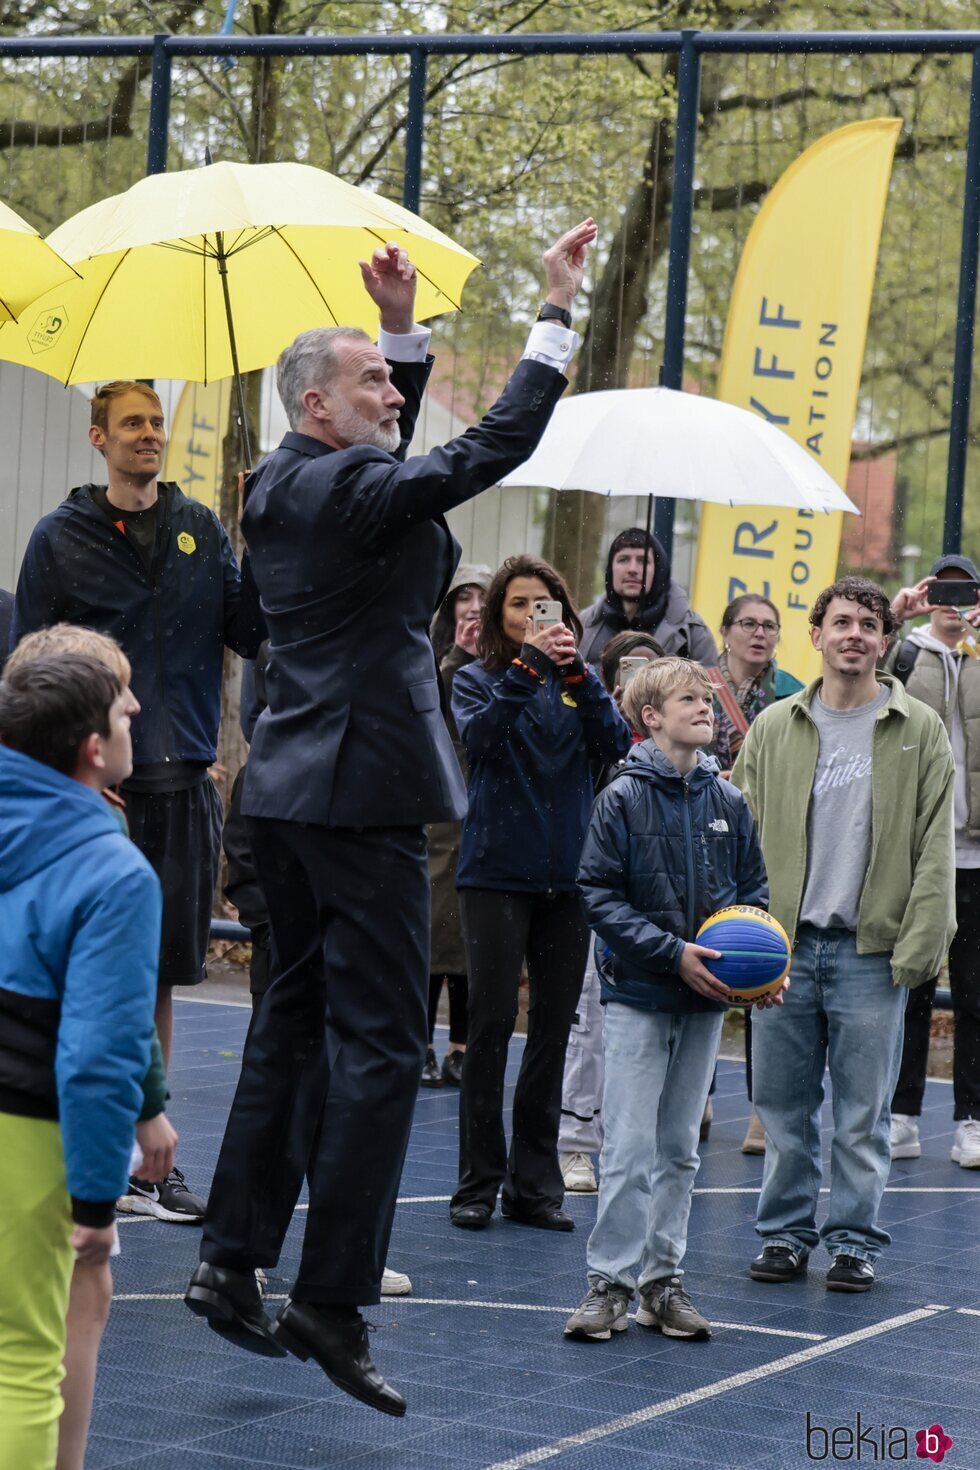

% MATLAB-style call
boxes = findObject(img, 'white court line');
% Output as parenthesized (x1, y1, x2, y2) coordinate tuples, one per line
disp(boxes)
(482, 1306, 949, 1470)
(113, 1181, 975, 1228)
(957, 1307, 980, 1317)
(111, 1292, 822, 1339)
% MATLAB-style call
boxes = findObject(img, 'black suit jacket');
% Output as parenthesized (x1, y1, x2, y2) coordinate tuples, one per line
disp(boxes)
(241, 354, 567, 828)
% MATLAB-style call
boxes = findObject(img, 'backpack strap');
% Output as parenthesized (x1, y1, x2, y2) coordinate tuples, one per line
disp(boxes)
(705, 665, 750, 738)
(891, 638, 921, 687)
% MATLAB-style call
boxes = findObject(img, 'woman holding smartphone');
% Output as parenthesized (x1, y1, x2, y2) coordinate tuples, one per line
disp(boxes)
(449, 555, 630, 1231)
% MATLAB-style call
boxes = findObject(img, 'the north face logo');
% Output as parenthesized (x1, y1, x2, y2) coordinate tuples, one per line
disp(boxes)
(708, 819, 729, 833)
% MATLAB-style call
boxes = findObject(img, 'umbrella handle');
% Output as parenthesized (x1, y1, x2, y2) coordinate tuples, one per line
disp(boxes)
(215, 229, 253, 471)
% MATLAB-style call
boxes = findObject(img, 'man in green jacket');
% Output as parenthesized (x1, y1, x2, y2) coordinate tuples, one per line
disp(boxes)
(733, 576, 955, 1293)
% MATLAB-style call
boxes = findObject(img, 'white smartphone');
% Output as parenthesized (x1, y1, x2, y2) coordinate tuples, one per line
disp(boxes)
(618, 656, 648, 687)
(532, 598, 564, 635)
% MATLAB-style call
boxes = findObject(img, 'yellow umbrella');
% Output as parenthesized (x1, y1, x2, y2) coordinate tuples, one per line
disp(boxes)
(0, 198, 77, 321)
(0, 160, 480, 463)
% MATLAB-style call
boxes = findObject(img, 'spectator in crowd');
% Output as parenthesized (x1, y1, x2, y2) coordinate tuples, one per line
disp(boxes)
(579, 527, 717, 668)
(422, 564, 491, 1088)
(565, 656, 772, 1342)
(5, 625, 177, 1470)
(449, 554, 630, 1233)
(11, 380, 264, 1222)
(705, 593, 804, 1154)
(886, 555, 980, 1168)
(0, 655, 160, 1470)
(187, 221, 598, 1417)
(559, 628, 663, 1194)
(736, 577, 955, 1293)
(0, 589, 12, 673)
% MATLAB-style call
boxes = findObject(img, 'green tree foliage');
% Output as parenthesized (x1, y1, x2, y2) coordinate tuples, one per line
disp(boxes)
(1, 0, 976, 603)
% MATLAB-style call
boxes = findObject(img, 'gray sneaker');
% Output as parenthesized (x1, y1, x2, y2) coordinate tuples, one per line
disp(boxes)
(563, 1281, 630, 1341)
(636, 1276, 711, 1339)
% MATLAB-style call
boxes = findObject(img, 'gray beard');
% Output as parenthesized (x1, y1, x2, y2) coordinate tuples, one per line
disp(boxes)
(333, 397, 401, 453)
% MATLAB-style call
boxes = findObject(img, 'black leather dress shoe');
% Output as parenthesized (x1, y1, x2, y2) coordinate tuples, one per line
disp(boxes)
(271, 1299, 407, 1416)
(441, 1049, 464, 1086)
(184, 1262, 286, 1357)
(501, 1204, 575, 1232)
(449, 1202, 492, 1230)
(419, 1048, 443, 1088)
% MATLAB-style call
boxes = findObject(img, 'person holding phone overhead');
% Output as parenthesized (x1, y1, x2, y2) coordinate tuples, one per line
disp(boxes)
(885, 556, 980, 1169)
(449, 555, 630, 1232)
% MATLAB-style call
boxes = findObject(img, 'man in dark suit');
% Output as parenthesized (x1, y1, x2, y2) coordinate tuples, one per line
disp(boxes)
(186, 220, 596, 1415)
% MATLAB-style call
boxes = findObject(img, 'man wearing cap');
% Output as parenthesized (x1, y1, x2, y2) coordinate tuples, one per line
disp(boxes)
(887, 555, 980, 1169)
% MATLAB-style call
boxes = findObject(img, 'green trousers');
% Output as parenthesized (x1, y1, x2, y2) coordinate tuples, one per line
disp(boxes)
(0, 1112, 74, 1470)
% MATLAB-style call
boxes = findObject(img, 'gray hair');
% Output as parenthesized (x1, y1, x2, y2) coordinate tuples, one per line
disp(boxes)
(276, 327, 371, 430)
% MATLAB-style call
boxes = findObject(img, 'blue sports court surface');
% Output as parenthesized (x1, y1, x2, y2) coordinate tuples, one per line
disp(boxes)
(89, 997, 980, 1469)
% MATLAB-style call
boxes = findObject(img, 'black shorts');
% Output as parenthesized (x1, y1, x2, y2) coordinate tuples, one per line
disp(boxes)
(125, 779, 223, 987)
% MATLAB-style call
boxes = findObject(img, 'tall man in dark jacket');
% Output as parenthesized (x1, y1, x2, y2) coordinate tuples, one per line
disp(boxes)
(11, 382, 265, 1221)
(186, 219, 596, 1416)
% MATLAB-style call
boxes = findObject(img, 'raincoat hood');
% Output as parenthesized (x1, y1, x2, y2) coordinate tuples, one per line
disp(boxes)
(0, 745, 120, 892)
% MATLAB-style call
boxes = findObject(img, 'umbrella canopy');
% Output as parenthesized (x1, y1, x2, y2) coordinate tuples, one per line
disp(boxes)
(0, 198, 77, 322)
(0, 160, 479, 384)
(501, 386, 860, 515)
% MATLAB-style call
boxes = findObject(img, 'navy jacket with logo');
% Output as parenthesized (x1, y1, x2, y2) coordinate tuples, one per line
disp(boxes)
(453, 657, 631, 893)
(11, 483, 265, 767)
(577, 741, 768, 1013)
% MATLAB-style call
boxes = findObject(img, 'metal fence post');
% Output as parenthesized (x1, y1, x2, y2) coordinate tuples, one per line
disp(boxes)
(658, 29, 701, 560)
(944, 47, 980, 555)
(402, 49, 428, 213)
(146, 33, 172, 175)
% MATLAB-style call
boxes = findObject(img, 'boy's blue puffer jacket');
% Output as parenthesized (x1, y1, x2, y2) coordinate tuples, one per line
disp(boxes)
(577, 740, 768, 1013)
(453, 656, 631, 893)
(0, 746, 161, 1224)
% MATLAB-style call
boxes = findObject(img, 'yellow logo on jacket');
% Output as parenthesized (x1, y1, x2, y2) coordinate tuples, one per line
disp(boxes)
(177, 532, 196, 555)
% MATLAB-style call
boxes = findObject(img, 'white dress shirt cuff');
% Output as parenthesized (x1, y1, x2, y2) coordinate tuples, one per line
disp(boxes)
(521, 319, 580, 372)
(377, 324, 432, 362)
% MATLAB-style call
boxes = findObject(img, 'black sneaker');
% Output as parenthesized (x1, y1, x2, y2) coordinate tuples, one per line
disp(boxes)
(750, 1244, 807, 1283)
(826, 1255, 874, 1292)
(419, 1048, 443, 1088)
(118, 1167, 207, 1223)
(441, 1049, 464, 1087)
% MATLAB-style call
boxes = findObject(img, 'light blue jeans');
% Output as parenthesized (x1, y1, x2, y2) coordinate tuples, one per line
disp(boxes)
(753, 926, 907, 1264)
(587, 1001, 723, 1292)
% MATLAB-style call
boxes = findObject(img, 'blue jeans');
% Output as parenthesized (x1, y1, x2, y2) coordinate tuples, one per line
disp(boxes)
(586, 1002, 723, 1291)
(753, 926, 907, 1264)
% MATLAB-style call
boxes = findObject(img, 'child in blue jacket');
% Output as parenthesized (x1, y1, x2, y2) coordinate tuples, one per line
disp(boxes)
(0, 655, 160, 1470)
(565, 656, 781, 1343)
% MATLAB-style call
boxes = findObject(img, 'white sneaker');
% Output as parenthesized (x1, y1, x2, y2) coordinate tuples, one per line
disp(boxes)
(560, 1152, 597, 1192)
(951, 1118, 980, 1168)
(890, 1114, 921, 1160)
(381, 1265, 412, 1296)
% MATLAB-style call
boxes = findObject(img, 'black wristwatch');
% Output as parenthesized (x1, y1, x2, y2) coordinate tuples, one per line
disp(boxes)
(537, 302, 572, 329)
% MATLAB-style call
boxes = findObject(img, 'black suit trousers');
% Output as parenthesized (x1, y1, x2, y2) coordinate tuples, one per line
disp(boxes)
(200, 819, 429, 1305)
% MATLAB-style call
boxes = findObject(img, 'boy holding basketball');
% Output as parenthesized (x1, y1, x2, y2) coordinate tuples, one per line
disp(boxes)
(566, 657, 777, 1342)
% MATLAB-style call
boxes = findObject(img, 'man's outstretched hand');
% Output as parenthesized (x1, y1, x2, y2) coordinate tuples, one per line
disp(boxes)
(359, 242, 417, 334)
(542, 218, 597, 312)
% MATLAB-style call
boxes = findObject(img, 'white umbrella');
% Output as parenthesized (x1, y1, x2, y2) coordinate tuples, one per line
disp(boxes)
(501, 386, 860, 515)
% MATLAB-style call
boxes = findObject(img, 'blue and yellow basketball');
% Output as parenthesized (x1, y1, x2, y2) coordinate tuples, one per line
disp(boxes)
(695, 905, 791, 1005)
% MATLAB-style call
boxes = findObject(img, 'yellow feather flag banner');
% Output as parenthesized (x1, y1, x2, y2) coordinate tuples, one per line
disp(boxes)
(691, 118, 901, 683)
(163, 378, 232, 513)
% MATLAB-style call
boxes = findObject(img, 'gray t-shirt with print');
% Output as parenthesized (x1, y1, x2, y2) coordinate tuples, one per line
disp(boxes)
(800, 683, 890, 931)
